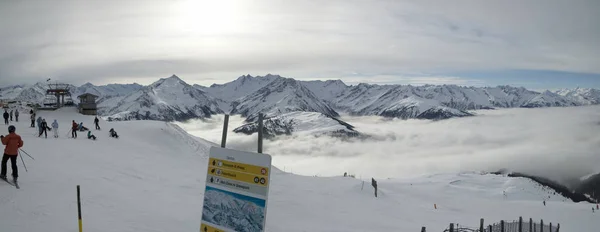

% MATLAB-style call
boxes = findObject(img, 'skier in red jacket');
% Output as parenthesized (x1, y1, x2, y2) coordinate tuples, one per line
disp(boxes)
(1, 125, 24, 182)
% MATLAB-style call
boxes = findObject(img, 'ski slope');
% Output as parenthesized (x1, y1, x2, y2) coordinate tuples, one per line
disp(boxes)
(0, 108, 597, 231)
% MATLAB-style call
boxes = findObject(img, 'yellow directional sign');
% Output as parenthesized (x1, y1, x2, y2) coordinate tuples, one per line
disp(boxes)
(208, 167, 269, 186)
(209, 158, 269, 176)
(200, 223, 224, 232)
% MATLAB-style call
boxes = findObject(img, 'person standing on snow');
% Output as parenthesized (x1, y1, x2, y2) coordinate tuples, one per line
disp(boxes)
(51, 120, 59, 138)
(9, 110, 13, 121)
(94, 117, 100, 130)
(2, 110, 8, 125)
(39, 119, 50, 138)
(14, 110, 19, 122)
(37, 116, 43, 135)
(1, 125, 24, 182)
(30, 113, 36, 128)
(71, 120, 78, 138)
(36, 116, 42, 129)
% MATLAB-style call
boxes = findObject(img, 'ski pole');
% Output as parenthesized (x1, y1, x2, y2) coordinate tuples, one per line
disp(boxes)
(19, 151, 28, 172)
(19, 149, 35, 160)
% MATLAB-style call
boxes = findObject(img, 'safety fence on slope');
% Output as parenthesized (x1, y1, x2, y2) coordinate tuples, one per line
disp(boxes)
(419, 217, 560, 232)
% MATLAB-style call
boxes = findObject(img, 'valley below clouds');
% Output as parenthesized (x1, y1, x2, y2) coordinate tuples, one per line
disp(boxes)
(177, 106, 600, 186)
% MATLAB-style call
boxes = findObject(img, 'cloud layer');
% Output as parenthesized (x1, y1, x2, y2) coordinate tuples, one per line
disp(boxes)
(1, 0, 599, 87)
(177, 106, 600, 185)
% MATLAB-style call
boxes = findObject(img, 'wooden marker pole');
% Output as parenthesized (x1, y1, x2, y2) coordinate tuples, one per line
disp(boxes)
(77, 185, 83, 232)
(221, 115, 229, 148)
(479, 218, 484, 232)
(530, 218, 533, 232)
(258, 113, 263, 153)
(519, 216, 523, 232)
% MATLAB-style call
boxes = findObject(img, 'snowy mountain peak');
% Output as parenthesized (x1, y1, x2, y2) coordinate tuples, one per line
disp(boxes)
(230, 76, 339, 121)
(81, 82, 95, 87)
(204, 74, 280, 102)
(103, 75, 222, 121)
(263, 73, 282, 79)
(151, 74, 189, 88)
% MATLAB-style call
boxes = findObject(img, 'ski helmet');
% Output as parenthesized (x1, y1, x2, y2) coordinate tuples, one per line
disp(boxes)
(8, 125, 16, 133)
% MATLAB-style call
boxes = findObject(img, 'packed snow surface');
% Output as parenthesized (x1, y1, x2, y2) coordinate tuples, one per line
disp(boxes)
(0, 108, 596, 231)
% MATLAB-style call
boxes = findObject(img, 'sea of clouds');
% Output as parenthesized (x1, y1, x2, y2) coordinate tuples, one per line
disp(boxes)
(176, 106, 600, 185)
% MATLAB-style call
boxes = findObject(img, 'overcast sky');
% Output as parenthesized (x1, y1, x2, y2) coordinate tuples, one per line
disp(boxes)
(1, 0, 599, 89)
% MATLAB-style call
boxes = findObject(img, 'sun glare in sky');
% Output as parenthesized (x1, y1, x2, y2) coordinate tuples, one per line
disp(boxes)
(173, 0, 244, 36)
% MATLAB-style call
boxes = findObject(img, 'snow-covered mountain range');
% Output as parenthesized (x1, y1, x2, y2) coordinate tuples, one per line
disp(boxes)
(0, 82, 142, 105)
(2, 74, 600, 129)
(104, 75, 222, 121)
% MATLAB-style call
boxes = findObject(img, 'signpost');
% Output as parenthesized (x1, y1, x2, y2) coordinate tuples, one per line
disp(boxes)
(200, 146, 272, 232)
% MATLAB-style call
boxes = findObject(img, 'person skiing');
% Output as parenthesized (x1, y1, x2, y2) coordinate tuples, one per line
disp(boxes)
(71, 120, 78, 138)
(9, 110, 13, 121)
(30, 113, 36, 128)
(2, 110, 8, 125)
(1, 125, 24, 183)
(94, 117, 100, 130)
(29, 109, 33, 115)
(87, 131, 96, 140)
(51, 119, 59, 138)
(39, 119, 50, 138)
(14, 110, 18, 122)
(109, 128, 119, 138)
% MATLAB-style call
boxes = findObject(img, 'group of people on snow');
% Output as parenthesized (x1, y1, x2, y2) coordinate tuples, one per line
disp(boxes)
(3, 109, 20, 125)
(1, 109, 121, 184)
(14, 109, 118, 141)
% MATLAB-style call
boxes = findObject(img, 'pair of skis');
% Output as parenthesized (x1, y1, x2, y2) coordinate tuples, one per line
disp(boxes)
(1, 178, 19, 189)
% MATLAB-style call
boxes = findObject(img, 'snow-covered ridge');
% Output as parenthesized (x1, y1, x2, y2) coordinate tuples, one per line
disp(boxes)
(229, 77, 339, 122)
(233, 111, 360, 138)
(2, 74, 600, 124)
(104, 75, 223, 121)
(554, 87, 600, 105)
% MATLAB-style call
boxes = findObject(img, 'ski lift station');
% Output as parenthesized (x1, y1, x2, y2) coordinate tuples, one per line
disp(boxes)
(77, 93, 98, 115)
(42, 83, 74, 110)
